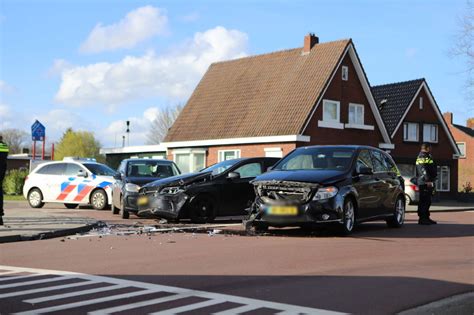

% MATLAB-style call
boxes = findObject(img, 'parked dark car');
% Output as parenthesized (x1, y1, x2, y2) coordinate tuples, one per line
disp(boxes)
(112, 159, 181, 219)
(137, 157, 280, 223)
(245, 145, 405, 235)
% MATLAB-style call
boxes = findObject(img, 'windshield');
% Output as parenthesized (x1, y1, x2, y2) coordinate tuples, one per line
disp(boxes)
(200, 159, 240, 175)
(127, 161, 180, 178)
(83, 163, 117, 176)
(274, 147, 355, 171)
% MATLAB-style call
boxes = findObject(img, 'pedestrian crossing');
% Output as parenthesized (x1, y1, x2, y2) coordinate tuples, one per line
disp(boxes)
(0, 265, 343, 315)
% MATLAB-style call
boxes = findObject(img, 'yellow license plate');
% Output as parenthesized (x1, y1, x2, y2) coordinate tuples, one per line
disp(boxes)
(267, 206, 298, 215)
(137, 196, 148, 206)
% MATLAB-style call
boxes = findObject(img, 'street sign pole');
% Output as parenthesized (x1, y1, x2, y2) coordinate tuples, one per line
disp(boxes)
(32, 141, 36, 160)
(42, 136, 46, 160)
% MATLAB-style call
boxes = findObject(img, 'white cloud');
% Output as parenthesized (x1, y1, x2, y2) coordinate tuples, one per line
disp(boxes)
(0, 104, 12, 129)
(47, 59, 74, 77)
(80, 6, 168, 54)
(102, 107, 159, 146)
(55, 26, 248, 108)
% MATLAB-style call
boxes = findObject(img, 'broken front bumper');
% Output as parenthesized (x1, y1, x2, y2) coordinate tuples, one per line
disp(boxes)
(137, 191, 190, 220)
(248, 194, 345, 227)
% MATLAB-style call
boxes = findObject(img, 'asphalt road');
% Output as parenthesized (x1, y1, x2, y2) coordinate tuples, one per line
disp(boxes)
(0, 208, 473, 314)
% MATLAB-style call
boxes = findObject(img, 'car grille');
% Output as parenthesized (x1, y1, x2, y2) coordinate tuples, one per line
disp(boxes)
(254, 181, 318, 205)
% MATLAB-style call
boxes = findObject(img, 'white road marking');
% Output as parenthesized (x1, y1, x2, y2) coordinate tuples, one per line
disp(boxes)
(0, 274, 43, 282)
(150, 299, 225, 314)
(0, 265, 345, 315)
(0, 281, 95, 299)
(24, 284, 125, 304)
(213, 304, 259, 315)
(0, 276, 70, 289)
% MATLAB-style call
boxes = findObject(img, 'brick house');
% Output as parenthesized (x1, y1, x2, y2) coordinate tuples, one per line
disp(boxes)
(372, 79, 460, 196)
(162, 34, 393, 173)
(443, 112, 474, 191)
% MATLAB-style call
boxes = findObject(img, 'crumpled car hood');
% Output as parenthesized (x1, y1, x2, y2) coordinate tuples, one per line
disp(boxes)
(253, 169, 348, 185)
(141, 171, 212, 190)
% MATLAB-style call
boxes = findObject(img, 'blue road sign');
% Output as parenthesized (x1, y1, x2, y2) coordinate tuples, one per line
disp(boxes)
(31, 120, 46, 141)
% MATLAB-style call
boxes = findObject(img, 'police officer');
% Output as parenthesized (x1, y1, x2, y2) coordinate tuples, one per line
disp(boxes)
(416, 142, 437, 225)
(0, 135, 9, 226)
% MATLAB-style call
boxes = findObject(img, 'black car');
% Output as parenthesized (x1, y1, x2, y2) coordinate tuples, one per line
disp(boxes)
(137, 157, 280, 223)
(245, 145, 405, 235)
(112, 159, 181, 219)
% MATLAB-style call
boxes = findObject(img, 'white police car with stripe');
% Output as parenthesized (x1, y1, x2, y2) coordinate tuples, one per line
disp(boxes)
(23, 158, 116, 210)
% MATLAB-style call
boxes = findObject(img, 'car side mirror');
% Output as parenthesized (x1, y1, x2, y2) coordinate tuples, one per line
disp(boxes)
(267, 166, 274, 172)
(358, 166, 373, 175)
(227, 171, 241, 180)
(113, 172, 122, 180)
(77, 170, 88, 178)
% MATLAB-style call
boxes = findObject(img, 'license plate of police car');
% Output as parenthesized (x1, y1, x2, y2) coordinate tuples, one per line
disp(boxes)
(267, 206, 298, 215)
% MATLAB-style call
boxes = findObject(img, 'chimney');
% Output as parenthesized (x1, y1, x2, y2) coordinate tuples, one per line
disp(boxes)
(303, 33, 319, 54)
(467, 118, 474, 129)
(443, 112, 453, 125)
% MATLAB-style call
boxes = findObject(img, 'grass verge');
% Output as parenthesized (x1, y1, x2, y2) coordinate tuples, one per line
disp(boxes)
(4, 195, 25, 201)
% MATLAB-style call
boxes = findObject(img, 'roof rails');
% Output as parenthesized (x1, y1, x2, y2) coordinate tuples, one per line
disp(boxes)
(63, 157, 97, 162)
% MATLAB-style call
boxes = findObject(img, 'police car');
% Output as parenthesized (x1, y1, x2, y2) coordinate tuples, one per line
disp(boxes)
(23, 158, 116, 210)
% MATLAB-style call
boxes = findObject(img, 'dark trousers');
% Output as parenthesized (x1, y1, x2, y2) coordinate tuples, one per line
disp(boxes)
(417, 185, 432, 219)
(0, 172, 4, 217)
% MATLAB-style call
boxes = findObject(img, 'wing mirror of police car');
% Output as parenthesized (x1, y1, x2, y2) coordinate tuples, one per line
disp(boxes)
(77, 170, 88, 178)
(358, 166, 373, 175)
(227, 171, 241, 180)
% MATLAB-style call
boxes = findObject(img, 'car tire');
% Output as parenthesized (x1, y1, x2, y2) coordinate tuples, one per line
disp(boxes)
(120, 198, 129, 219)
(387, 196, 405, 228)
(64, 203, 78, 209)
(339, 198, 356, 235)
(90, 189, 107, 210)
(189, 195, 216, 224)
(111, 199, 120, 215)
(28, 188, 45, 209)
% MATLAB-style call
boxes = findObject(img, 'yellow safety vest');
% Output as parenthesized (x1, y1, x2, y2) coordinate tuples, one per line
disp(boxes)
(415, 157, 434, 165)
(0, 142, 9, 153)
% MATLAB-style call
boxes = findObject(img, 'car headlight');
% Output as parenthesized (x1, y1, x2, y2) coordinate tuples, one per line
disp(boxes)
(160, 186, 182, 195)
(125, 183, 140, 193)
(313, 186, 338, 201)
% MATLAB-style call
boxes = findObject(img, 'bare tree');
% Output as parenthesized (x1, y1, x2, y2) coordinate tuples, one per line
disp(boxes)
(147, 104, 184, 144)
(0, 128, 28, 154)
(452, 0, 474, 105)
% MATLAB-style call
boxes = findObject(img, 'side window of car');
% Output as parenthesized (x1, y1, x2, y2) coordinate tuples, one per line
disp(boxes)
(234, 163, 262, 178)
(356, 149, 374, 172)
(371, 150, 388, 173)
(382, 153, 398, 174)
(36, 164, 51, 175)
(64, 163, 83, 176)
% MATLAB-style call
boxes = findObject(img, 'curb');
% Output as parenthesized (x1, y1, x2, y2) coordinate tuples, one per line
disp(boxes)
(398, 291, 474, 315)
(0, 221, 101, 244)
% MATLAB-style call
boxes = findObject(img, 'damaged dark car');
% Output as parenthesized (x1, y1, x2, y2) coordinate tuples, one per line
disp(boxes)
(137, 157, 279, 223)
(246, 145, 405, 235)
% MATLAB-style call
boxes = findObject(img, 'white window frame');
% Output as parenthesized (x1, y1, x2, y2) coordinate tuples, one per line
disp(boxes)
(436, 166, 450, 192)
(457, 142, 466, 158)
(342, 66, 349, 81)
(348, 103, 364, 125)
(403, 122, 419, 142)
(264, 147, 283, 158)
(419, 97, 423, 110)
(319, 99, 344, 129)
(218, 149, 241, 162)
(172, 149, 207, 173)
(423, 123, 438, 143)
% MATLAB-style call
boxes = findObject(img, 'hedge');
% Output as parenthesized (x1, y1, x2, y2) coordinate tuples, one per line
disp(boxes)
(2, 169, 28, 195)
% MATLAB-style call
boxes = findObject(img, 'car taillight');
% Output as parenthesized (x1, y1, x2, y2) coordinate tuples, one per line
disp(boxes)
(410, 184, 419, 192)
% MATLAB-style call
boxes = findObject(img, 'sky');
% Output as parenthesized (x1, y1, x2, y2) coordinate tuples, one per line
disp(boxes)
(0, 0, 472, 149)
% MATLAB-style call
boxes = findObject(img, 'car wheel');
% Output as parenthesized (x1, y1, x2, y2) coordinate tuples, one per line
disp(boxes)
(405, 194, 412, 206)
(111, 197, 120, 214)
(339, 198, 355, 235)
(120, 197, 129, 219)
(244, 220, 268, 235)
(190, 195, 216, 224)
(387, 196, 405, 228)
(64, 203, 78, 209)
(28, 188, 44, 208)
(90, 189, 107, 210)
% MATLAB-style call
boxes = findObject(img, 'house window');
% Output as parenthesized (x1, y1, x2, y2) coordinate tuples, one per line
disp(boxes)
(403, 122, 419, 142)
(342, 66, 349, 81)
(218, 150, 241, 162)
(436, 166, 450, 192)
(323, 100, 340, 122)
(264, 147, 283, 158)
(348, 103, 364, 125)
(423, 124, 438, 143)
(174, 149, 206, 173)
(419, 97, 423, 110)
(457, 142, 466, 158)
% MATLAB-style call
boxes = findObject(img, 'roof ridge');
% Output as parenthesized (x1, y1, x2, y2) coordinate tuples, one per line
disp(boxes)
(372, 78, 425, 89)
(211, 38, 352, 66)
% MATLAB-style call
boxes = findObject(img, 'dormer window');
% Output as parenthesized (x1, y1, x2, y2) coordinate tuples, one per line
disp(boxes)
(342, 66, 349, 81)
(419, 97, 423, 110)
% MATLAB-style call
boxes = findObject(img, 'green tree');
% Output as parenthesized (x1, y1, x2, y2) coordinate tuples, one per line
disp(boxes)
(55, 128, 104, 162)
